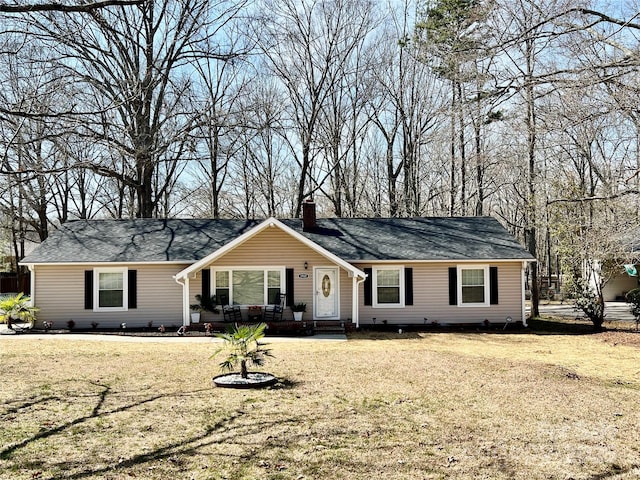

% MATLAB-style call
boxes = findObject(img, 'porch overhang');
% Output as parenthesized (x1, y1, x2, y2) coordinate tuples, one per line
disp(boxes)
(174, 217, 366, 281)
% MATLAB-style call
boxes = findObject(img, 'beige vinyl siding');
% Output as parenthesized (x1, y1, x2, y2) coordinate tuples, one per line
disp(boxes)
(193, 227, 354, 321)
(356, 262, 524, 325)
(33, 264, 187, 328)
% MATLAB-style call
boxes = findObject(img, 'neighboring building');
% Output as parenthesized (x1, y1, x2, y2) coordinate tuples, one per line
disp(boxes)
(585, 233, 640, 301)
(590, 261, 639, 302)
(1, 238, 38, 294)
(20, 201, 535, 329)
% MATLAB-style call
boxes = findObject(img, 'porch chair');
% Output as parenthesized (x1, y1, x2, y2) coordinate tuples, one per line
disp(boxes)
(220, 293, 242, 323)
(263, 292, 286, 322)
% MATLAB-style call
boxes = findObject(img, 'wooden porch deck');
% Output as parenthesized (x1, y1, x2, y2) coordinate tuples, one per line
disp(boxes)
(187, 320, 352, 336)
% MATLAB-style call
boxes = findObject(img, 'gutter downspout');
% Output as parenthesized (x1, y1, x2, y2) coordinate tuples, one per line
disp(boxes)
(352, 274, 367, 329)
(174, 275, 190, 327)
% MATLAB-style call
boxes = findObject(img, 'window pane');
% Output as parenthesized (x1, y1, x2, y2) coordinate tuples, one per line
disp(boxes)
(216, 271, 229, 288)
(98, 272, 124, 308)
(461, 268, 485, 304)
(462, 286, 485, 303)
(216, 288, 230, 305)
(267, 270, 281, 287)
(377, 269, 399, 287)
(267, 288, 280, 304)
(461, 269, 484, 286)
(378, 287, 400, 304)
(99, 290, 123, 308)
(99, 272, 123, 290)
(233, 270, 264, 305)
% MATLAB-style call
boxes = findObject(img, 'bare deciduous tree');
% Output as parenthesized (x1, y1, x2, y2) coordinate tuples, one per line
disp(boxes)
(25, 0, 244, 218)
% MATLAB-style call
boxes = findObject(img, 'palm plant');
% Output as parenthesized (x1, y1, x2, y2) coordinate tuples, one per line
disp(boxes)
(190, 294, 220, 313)
(0, 293, 39, 329)
(213, 323, 272, 379)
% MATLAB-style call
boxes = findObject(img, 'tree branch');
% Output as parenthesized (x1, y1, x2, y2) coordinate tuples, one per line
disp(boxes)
(547, 190, 640, 205)
(0, 0, 143, 14)
(574, 8, 640, 30)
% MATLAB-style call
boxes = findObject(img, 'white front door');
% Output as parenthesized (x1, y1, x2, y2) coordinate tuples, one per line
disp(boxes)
(314, 267, 339, 319)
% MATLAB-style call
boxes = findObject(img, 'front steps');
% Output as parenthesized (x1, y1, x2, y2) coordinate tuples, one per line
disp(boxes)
(313, 320, 352, 335)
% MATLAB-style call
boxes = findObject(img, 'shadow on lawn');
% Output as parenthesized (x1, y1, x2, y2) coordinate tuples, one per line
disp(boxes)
(527, 317, 600, 335)
(0, 381, 164, 460)
(0, 381, 214, 460)
(1, 378, 308, 480)
(39, 407, 305, 480)
(587, 464, 640, 480)
(271, 377, 302, 390)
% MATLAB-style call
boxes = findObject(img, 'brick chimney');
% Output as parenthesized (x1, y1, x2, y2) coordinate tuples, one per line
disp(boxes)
(302, 198, 317, 231)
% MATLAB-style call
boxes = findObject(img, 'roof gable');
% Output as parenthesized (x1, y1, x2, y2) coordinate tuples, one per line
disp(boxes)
(174, 218, 366, 279)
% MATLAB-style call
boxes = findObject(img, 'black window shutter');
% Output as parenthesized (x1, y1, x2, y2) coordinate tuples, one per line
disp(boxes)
(128, 270, 137, 309)
(490, 266, 499, 305)
(364, 268, 372, 306)
(285, 268, 294, 307)
(202, 268, 211, 299)
(404, 267, 413, 305)
(448, 267, 457, 305)
(84, 270, 93, 309)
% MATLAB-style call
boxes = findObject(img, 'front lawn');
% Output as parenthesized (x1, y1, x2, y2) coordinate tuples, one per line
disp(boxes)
(1, 323, 640, 479)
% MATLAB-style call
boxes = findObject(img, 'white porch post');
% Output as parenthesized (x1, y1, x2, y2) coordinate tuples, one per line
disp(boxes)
(173, 274, 191, 327)
(352, 274, 366, 329)
(352, 276, 358, 328)
(183, 277, 191, 326)
(176, 276, 190, 327)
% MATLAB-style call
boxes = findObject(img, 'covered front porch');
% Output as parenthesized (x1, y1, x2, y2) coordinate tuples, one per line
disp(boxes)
(172, 218, 367, 329)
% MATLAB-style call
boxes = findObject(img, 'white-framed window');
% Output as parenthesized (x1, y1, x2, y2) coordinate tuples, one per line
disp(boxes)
(373, 266, 404, 308)
(94, 267, 128, 311)
(212, 267, 284, 306)
(458, 265, 489, 306)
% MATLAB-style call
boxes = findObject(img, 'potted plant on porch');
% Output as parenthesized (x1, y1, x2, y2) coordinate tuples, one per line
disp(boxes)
(291, 302, 306, 321)
(190, 294, 219, 323)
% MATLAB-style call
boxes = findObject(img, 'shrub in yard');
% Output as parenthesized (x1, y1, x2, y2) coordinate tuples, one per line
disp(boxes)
(566, 277, 605, 331)
(213, 323, 273, 379)
(625, 288, 640, 328)
(0, 293, 39, 330)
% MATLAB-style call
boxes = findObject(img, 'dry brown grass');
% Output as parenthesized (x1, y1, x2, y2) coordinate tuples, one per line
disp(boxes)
(2, 328, 640, 480)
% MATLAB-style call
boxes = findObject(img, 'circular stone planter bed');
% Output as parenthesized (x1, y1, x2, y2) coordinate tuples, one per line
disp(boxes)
(213, 372, 277, 389)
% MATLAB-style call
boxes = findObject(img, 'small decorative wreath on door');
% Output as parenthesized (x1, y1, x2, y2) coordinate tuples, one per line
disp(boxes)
(322, 274, 331, 297)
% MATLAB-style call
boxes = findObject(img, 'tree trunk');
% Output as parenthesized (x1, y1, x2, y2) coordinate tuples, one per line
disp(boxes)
(449, 83, 457, 216)
(457, 80, 466, 215)
(525, 37, 540, 318)
(240, 359, 248, 379)
(136, 154, 155, 218)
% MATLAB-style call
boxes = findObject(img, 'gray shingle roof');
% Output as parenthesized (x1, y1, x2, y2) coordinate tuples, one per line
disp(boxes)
(21, 216, 534, 264)
(282, 217, 534, 261)
(21, 219, 261, 264)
